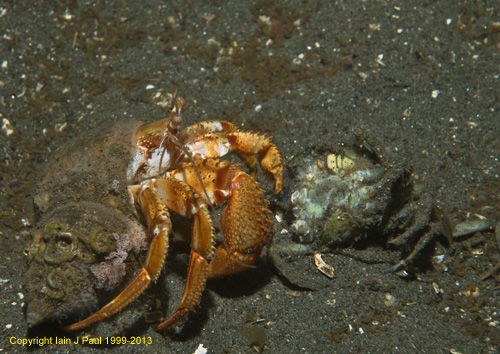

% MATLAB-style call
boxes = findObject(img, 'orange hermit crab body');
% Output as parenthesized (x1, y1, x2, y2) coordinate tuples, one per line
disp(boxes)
(26, 94, 283, 332)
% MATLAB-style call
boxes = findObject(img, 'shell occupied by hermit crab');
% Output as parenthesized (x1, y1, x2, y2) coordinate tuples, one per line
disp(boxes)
(25, 202, 148, 327)
(25, 120, 149, 328)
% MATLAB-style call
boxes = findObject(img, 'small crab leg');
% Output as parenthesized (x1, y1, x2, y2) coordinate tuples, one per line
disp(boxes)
(62, 185, 172, 331)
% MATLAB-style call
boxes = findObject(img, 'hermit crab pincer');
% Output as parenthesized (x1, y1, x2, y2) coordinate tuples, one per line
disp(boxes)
(25, 94, 283, 332)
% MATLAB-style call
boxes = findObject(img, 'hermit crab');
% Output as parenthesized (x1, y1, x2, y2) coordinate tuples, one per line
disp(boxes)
(25, 94, 283, 331)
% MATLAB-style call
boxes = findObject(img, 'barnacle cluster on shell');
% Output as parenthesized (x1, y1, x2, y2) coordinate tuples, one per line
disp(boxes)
(289, 144, 447, 273)
(290, 149, 386, 244)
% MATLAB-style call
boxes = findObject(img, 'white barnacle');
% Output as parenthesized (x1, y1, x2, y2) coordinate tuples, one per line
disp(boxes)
(291, 220, 309, 236)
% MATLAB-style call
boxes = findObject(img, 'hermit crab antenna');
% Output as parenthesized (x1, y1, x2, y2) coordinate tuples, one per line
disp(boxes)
(158, 135, 170, 177)
(168, 136, 213, 205)
(157, 94, 211, 205)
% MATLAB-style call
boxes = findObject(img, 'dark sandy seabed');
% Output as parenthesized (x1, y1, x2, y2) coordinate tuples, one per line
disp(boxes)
(1, 1, 500, 353)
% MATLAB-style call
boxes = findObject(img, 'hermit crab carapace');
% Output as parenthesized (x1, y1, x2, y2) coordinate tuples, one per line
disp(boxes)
(25, 94, 283, 332)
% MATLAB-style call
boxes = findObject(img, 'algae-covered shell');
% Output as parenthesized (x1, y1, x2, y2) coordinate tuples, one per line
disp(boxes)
(289, 141, 447, 273)
(33, 120, 143, 216)
(25, 121, 148, 327)
(290, 148, 386, 244)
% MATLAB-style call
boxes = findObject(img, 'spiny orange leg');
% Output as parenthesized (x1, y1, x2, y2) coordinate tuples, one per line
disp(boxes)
(62, 185, 172, 331)
(147, 176, 215, 331)
(167, 159, 273, 280)
(180, 121, 284, 193)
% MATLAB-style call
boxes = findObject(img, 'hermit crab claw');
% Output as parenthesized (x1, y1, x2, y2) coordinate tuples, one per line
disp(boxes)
(25, 202, 147, 328)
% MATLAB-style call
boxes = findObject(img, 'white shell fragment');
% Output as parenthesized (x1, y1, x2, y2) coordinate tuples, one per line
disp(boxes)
(314, 253, 334, 278)
(432, 282, 444, 295)
(452, 219, 493, 239)
(1, 118, 14, 136)
(193, 343, 208, 354)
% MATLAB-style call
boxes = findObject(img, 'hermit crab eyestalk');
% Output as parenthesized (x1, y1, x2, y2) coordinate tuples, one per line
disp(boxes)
(168, 96, 187, 132)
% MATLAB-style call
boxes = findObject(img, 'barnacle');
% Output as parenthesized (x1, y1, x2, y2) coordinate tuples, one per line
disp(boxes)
(44, 267, 79, 301)
(291, 149, 386, 245)
(28, 221, 117, 266)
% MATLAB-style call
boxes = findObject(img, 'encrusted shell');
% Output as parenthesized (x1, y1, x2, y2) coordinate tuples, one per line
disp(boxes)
(25, 120, 148, 327)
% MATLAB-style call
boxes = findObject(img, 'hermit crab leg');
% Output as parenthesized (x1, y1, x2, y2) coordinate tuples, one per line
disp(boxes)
(144, 176, 216, 331)
(63, 176, 215, 331)
(62, 185, 173, 331)
(121, 158, 273, 332)
(207, 170, 273, 279)
(166, 159, 273, 281)
(180, 121, 284, 193)
(228, 131, 283, 194)
(156, 158, 272, 331)
(154, 163, 274, 331)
